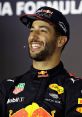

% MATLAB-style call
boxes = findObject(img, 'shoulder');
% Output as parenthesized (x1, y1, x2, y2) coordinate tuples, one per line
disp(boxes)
(0, 70, 31, 92)
(65, 73, 82, 84)
(64, 74, 82, 92)
(51, 71, 82, 90)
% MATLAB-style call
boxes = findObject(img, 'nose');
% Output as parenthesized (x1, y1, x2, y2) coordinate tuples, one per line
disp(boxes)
(32, 29, 40, 36)
(29, 30, 40, 41)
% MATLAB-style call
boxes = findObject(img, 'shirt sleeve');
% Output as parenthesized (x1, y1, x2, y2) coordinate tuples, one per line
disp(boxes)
(64, 77, 82, 117)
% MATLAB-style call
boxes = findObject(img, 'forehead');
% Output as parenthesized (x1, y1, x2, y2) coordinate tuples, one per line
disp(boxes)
(31, 20, 54, 28)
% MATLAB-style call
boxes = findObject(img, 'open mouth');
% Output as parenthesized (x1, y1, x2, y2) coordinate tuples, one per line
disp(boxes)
(32, 43, 41, 49)
(30, 42, 44, 52)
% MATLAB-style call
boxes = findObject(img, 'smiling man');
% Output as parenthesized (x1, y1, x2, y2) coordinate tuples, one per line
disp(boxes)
(28, 20, 62, 67)
(0, 6, 82, 117)
(28, 20, 56, 61)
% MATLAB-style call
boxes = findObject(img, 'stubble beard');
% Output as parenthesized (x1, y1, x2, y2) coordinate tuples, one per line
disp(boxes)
(28, 40, 56, 61)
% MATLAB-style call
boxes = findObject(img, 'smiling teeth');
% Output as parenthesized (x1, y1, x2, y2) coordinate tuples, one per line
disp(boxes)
(32, 44, 40, 48)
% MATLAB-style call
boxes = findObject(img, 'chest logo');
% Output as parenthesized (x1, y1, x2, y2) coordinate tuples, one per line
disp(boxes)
(78, 98, 82, 104)
(49, 83, 64, 94)
(38, 70, 49, 78)
(7, 97, 24, 104)
(9, 102, 52, 117)
(76, 107, 82, 113)
(13, 83, 25, 95)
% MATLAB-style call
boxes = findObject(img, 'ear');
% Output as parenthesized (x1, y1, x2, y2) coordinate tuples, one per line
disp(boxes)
(57, 36, 67, 48)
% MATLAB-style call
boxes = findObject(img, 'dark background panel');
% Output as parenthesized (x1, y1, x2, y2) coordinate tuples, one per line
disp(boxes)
(0, 0, 82, 81)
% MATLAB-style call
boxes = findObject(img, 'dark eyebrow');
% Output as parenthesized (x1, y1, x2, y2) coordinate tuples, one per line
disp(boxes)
(31, 26, 50, 31)
(39, 26, 50, 30)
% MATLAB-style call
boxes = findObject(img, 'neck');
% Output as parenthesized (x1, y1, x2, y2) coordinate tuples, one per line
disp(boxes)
(33, 54, 61, 70)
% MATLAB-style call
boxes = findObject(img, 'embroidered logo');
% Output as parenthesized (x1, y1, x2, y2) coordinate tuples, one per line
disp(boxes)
(7, 79, 14, 82)
(49, 83, 64, 94)
(59, 21, 67, 33)
(36, 9, 53, 19)
(9, 102, 52, 117)
(78, 98, 82, 104)
(76, 107, 82, 113)
(36, 9, 53, 15)
(38, 70, 49, 78)
(7, 97, 24, 104)
(49, 93, 59, 99)
(13, 83, 25, 94)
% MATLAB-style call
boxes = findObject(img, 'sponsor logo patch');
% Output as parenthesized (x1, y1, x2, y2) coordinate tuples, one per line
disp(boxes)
(36, 9, 53, 15)
(49, 83, 64, 94)
(78, 98, 82, 104)
(59, 21, 67, 33)
(7, 79, 14, 82)
(38, 70, 49, 78)
(76, 107, 82, 113)
(70, 77, 80, 83)
(7, 97, 24, 104)
(49, 93, 59, 99)
(13, 83, 25, 94)
(9, 102, 52, 117)
(45, 98, 61, 104)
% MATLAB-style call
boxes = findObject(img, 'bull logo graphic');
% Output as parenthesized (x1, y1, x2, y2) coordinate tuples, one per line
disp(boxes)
(9, 102, 53, 117)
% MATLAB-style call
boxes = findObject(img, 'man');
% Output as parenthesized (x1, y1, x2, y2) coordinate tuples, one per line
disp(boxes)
(0, 6, 82, 117)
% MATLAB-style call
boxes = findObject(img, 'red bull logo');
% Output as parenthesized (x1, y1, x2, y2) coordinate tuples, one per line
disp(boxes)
(76, 107, 82, 113)
(9, 102, 53, 117)
(38, 71, 49, 78)
(36, 9, 53, 15)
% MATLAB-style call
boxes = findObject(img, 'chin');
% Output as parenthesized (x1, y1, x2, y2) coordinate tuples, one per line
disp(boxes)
(30, 54, 47, 61)
(29, 48, 49, 61)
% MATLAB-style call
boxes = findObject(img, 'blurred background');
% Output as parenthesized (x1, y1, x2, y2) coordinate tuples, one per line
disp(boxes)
(0, 0, 82, 81)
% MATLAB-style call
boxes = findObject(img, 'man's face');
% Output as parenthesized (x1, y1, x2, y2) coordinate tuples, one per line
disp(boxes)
(28, 20, 57, 61)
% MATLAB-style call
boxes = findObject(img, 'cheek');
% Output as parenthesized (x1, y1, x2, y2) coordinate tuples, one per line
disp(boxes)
(41, 33, 50, 41)
(43, 32, 53, 41)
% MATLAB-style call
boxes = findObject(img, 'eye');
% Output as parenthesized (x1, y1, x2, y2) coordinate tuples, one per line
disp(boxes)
(30, 28, 34, 32)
